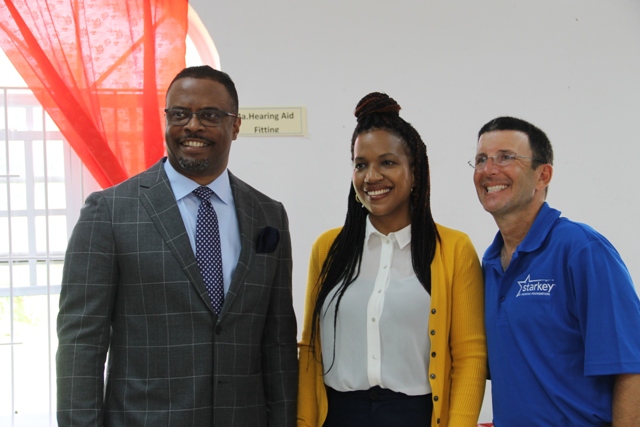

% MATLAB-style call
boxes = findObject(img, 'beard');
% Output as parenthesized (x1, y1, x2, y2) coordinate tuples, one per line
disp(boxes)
(178, 157, 210, 171)
(174, 135, 215, 171)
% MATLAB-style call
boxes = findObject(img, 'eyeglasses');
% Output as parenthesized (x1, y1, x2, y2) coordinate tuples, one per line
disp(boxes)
(164, 108, 238, 127)
(468, 153, 541, 170)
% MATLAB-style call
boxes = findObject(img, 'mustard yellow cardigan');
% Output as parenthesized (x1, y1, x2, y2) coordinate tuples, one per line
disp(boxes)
(297, 224, 487, 427)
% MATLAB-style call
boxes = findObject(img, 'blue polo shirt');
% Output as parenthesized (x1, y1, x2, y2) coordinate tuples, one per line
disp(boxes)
(484, 203, 640, 427)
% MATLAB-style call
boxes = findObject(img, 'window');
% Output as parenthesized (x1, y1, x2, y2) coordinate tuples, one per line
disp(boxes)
(0, 5, 217, 425)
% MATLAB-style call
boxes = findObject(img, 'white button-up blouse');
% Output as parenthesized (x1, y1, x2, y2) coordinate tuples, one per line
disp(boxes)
(320, 217, 432, 396)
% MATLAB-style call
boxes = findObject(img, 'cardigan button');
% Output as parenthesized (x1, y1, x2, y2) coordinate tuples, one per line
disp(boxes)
(430, 330, 436, 335)
(430, 373, 436, 379)
(431, 308, 436, 314)
(431, 352, 436, 358)
(436, 418, 441, 424)
(433, 395, 439, 401)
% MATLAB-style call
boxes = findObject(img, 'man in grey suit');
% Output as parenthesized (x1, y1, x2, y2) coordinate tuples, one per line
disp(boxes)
(56, 66, 298, 426)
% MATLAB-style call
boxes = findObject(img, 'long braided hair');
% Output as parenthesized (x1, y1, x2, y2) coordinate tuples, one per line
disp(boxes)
(310, 92, 439, 366)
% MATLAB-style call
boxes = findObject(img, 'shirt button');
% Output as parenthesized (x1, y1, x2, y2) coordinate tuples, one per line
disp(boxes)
(373, 355, 377, 359)
(378, 290, 382, 293)
(383, 265, 388, 269)
(371, 318, 376, 322)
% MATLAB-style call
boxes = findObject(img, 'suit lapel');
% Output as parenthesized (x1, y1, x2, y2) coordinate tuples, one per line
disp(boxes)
(223, 172, 260, 314)
(138, 160, 214, 312)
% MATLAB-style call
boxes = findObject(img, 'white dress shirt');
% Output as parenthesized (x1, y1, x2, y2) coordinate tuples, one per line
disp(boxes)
(321, 217, 432, 395)
(163, 160, 241, 295)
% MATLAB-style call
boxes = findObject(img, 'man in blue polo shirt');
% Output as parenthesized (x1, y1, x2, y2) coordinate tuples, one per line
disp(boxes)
(471, 116, 640, 427)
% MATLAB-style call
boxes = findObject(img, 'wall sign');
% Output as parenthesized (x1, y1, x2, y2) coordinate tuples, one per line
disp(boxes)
(238, 107, 307, 137)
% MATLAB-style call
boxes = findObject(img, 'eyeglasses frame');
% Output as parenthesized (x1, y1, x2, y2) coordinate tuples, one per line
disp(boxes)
(164, 108, 239, 127)
(468, 153, 543, 170)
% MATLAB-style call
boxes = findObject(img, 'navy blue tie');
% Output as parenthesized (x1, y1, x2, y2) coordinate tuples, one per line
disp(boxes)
(193, 186, 224, 315)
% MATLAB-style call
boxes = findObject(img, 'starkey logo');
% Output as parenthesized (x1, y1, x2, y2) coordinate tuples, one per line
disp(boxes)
(516, 274, 556, 297)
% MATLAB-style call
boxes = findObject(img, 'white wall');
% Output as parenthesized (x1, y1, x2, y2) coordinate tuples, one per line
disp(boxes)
(190, 0, 640, 422)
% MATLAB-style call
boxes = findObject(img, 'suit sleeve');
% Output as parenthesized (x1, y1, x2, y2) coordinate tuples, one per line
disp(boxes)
(447, 235, 487, 425)
(56, 192, 118, 427)
(262, 204, 299, 427)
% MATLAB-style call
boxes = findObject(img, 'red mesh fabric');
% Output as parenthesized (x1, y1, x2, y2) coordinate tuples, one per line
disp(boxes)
(0, 0, 188, 187)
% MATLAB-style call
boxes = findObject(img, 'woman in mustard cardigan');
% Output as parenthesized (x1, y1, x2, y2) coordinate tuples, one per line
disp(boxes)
(297, 92, 486, 427)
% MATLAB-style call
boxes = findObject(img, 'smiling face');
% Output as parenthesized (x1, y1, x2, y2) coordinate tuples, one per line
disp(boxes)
(165, 77, 241, 185)
(474, 130, 552, 223)
(352, 129, 415, 235)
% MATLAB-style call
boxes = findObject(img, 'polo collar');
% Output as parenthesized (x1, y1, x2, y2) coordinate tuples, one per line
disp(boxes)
(485, 202, 562, 260)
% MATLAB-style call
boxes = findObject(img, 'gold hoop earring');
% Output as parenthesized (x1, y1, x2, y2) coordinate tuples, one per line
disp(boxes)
(355, 193, 362, 204)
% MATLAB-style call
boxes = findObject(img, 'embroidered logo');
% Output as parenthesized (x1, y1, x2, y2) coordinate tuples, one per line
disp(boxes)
(516, 274, 556, 297)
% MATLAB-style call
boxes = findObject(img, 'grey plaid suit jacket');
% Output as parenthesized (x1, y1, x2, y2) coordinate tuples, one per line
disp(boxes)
(56, 159, 298, 427)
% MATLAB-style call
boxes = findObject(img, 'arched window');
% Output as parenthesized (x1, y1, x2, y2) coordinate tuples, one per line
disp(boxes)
(187, 5, 221, 69)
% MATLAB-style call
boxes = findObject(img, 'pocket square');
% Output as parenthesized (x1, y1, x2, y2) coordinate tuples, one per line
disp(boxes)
(256, 226, 280, 253)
